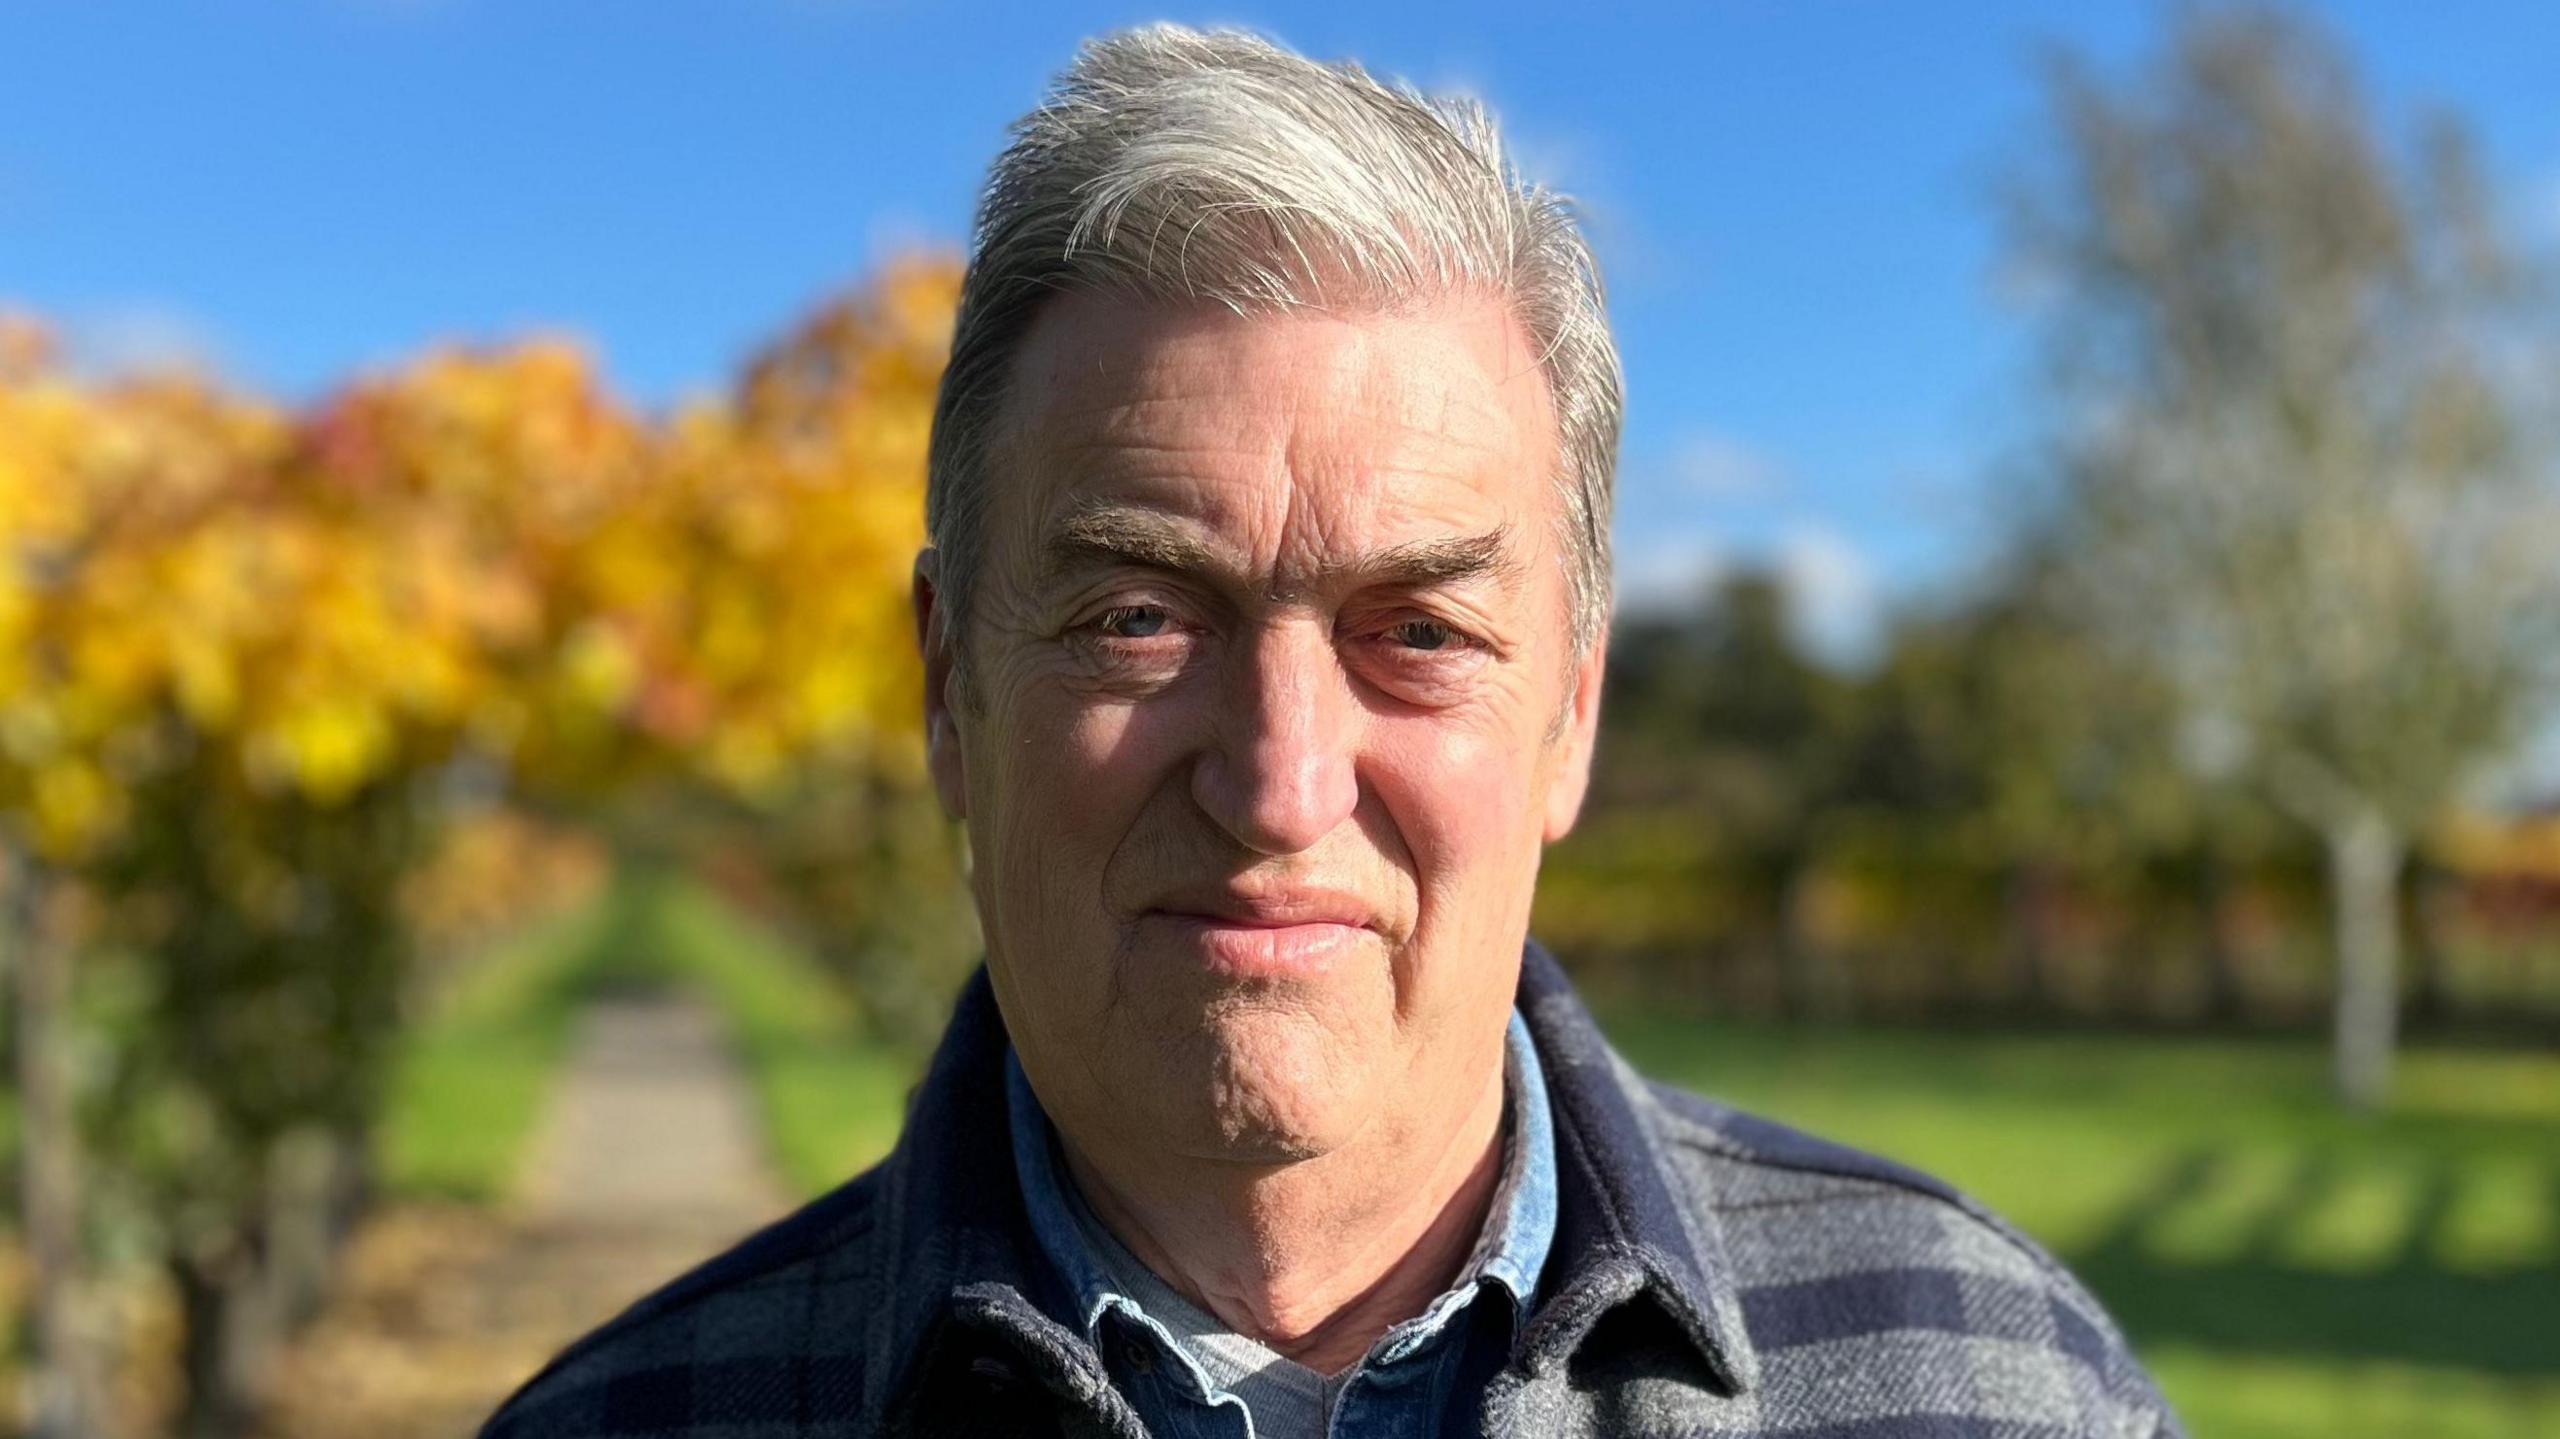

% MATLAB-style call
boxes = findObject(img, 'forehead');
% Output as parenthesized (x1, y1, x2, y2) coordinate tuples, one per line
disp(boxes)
(987, 292, 1562, 569)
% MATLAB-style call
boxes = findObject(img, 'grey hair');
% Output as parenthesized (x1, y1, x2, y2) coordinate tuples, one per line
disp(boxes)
(925, 23, 1621, 666)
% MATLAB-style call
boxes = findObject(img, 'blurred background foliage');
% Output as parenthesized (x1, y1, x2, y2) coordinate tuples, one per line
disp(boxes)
(0, 5, 2555, 1438)
(0, 257, 978, 1437)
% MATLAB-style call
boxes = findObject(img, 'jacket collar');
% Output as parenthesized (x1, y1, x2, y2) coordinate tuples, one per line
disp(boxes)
(1508, 941, 1758, 1395)
(866, 941, 1755, 1429)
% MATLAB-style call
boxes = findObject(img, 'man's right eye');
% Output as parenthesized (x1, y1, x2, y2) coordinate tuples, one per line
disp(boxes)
(1094, 605, 1173, 639)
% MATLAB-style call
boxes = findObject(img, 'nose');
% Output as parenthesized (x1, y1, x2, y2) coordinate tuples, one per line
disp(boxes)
(1190, 620, 1361, 856)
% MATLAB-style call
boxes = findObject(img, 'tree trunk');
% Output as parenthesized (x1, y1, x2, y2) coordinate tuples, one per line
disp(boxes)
(7, 860, 108, 1439)
(172, 1238, 279, 1439)
(1776, 858, 1851, 1022)
(2404, 861, 2455, 1026)
(262, 1120, 376, 1338)
(2196, 855, 2246, 1022)
(2001, 860, 2059, 1015)
(2325, 808, 2404, 1110)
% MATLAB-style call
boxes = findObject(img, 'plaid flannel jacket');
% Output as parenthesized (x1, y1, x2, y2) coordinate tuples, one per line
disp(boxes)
(481, 943, 2185, 1438)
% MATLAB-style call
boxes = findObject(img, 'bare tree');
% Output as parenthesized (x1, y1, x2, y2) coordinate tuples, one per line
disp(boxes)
(2006, 5, 2560, 1105)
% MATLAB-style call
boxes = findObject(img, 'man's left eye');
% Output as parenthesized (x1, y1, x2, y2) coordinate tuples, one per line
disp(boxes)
(1385, 619, 1460, 652)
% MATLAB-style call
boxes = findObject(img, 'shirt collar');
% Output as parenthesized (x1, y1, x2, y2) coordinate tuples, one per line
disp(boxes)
(1003, 1007, 1559, 1357)
(1000, 1046, 1119, 1339)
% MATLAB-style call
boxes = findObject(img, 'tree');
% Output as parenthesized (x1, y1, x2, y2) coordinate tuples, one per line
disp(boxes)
(1849, 544, 2188, 1010)
(0, 263, 969, 1434)
(1600, 571, 1861, 1014)
(2006, 5, 2560, 1104)
(0, 340, 563, 1437)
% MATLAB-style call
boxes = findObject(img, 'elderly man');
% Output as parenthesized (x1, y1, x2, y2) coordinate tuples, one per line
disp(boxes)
(486, 25, 2180, 1439)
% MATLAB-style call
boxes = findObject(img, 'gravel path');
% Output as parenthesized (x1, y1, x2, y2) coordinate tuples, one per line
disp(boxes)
(261, 992, 788, 1438)
(518, 992, 788, 1246)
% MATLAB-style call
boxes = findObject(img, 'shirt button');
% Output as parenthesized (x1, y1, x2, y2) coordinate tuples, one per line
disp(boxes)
(1120, 1339, 1156, 1375)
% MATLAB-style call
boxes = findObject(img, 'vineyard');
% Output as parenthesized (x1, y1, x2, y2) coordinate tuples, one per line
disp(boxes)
(0, 260, 978, 1437)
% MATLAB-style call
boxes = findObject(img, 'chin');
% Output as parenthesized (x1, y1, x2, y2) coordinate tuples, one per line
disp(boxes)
(1154, 1005, 1375, 1164)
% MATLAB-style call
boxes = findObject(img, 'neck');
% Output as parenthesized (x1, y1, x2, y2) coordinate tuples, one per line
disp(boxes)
(1056, 1045, 1509, 1376)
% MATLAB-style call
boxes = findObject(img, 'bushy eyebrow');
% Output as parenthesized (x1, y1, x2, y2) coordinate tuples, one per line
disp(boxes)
(1043, 505, 1222, 583)
(1040, 502, 1523, 596)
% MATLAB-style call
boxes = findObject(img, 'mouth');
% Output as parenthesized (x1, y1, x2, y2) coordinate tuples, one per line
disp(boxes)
(1140, 889, 1378, 979)
(1145, 914, 1370, 979)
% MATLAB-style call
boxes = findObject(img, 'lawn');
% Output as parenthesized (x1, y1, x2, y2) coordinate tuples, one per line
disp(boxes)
(1604, 1014, 2560, 1439)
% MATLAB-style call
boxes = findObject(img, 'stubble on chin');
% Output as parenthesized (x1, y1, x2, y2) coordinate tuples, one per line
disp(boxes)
(1106, 965, 1384, 1164)
(1187, 1002, 1354, 1159)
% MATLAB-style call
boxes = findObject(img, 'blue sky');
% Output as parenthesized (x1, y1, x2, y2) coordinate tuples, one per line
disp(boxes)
(6, 1, 2557, 661)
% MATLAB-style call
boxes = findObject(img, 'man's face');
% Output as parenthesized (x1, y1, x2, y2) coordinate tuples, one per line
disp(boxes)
(917, 292, 1605, 1166)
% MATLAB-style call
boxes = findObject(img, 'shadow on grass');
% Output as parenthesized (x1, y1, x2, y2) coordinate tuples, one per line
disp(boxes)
(2066, 1146, 2560, 1377)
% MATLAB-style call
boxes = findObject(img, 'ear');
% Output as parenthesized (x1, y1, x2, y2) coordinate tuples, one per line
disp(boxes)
(1541, 623, 1608, 843)
(913, 548, 968, 820)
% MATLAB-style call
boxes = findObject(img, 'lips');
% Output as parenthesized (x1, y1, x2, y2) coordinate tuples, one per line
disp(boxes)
(1147, 886, 1374, 929)
(1140, 884, 1379, 978)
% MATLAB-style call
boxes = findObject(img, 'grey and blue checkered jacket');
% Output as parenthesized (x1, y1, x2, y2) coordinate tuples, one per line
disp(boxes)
(482, 943, 2185, 1438)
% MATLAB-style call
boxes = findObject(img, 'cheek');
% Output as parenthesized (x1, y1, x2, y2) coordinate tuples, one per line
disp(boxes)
(968, 675, 1196, 918)
(1366, 713, 1543, 916)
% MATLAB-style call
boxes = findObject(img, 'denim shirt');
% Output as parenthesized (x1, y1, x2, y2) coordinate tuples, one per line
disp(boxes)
(1005, 1010, 1558, 1439)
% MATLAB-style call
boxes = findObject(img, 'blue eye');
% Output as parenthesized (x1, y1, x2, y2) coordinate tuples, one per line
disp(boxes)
(1097, 605, 1171, 639)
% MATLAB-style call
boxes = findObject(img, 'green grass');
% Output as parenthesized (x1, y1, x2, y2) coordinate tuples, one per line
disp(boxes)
(375, 868, 921, 1206)
(637, 875, 919, 1196)
(1604, 1013, 2560, 1439)
(376, 897, 616, 1201)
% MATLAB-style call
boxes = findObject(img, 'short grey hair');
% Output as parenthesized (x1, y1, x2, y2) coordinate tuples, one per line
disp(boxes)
(925, 23, 1621, 663)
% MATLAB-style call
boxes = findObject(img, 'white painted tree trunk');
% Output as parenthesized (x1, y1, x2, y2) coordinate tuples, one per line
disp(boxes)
(2325, 808, 2404, 1111)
